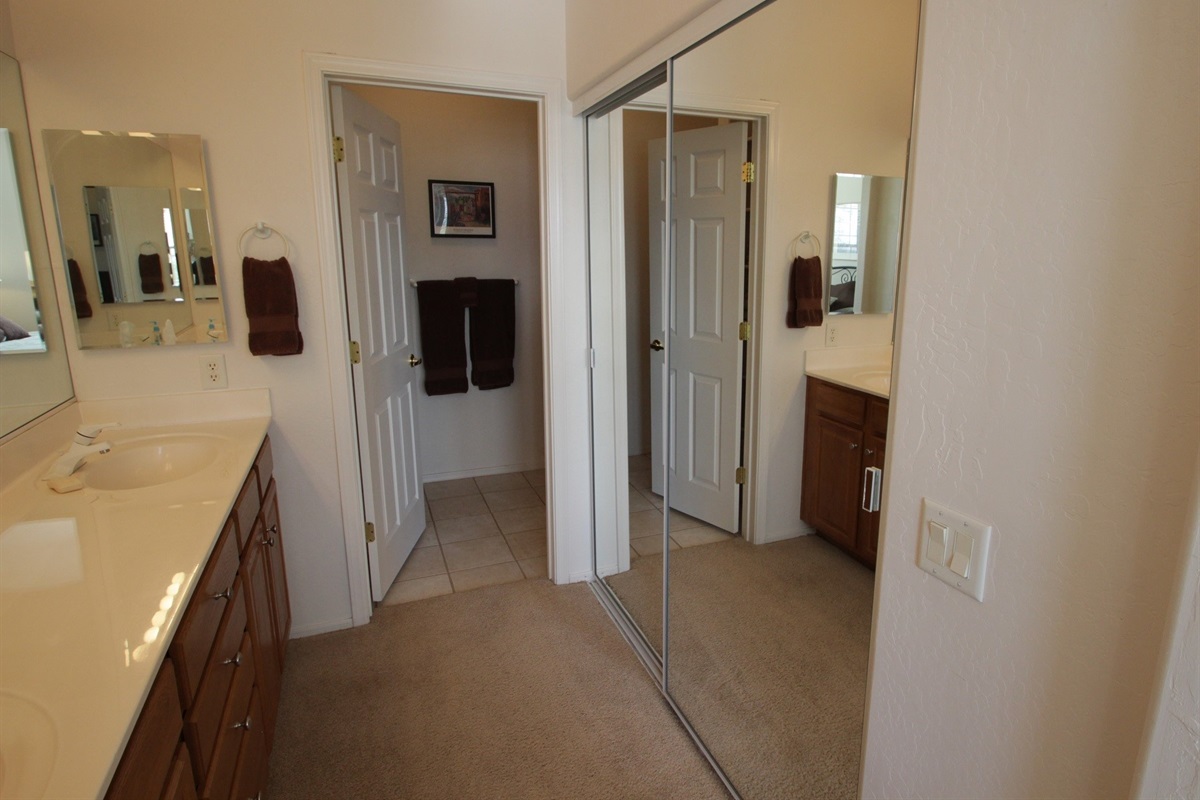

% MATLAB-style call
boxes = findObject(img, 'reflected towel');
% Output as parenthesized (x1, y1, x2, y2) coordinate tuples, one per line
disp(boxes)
(786, 255, 823, 328)
(469, 279, 516, 390)
(138, 253, 164, 294)
(199, 256, 217, 286)
(67, 258, 93, 318)
(242, 256, 303, 356)
(416, 280, 469, 395)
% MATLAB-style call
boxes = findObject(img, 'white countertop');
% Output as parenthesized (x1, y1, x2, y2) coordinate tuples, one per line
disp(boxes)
(0, 414, 270, 799)
(805, 345, 893, 399)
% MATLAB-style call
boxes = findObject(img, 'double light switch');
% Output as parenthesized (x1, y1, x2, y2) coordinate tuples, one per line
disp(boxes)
(918, 498, 993, 601)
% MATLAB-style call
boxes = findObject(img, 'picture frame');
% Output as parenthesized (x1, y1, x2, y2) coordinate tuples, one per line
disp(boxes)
(428, 180, 495, 238)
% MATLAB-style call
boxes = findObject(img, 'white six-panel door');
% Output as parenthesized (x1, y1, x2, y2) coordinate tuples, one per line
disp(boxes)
(649, 122, 748, 533)
(332, 86, 425, 601)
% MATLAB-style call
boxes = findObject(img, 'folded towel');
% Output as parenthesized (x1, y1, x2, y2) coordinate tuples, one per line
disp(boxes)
(786, 255, 823, 328)
(199, 255, 217, 285)
(469, 279, 516, 390)
(416, 280, 469, 395)
(139, 253, 164, 294)
(242, 256, 303, 356)
(67, 258, 93, 318)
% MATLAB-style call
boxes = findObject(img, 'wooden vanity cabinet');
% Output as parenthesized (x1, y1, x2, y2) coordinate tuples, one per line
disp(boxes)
(107, 435, 288, 800)
(801, 377, 888, 567)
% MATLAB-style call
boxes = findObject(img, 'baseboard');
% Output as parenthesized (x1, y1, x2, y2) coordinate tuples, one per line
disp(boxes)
(565, 569, 593, 584)
(422, 461, 545, 482)
(289, 617, 355, 639)
(760, 523, 815, 544)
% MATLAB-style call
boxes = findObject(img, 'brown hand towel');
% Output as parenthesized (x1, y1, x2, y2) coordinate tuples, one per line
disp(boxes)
(242, 256, 303, 356)
(138, 253, 164, 294)
(199, 255, 217, 285)
(786, 255, 823, 328)
(67, 258, 93, 319)
(416, 280, 468, 395)
(469, 279, 516, 390)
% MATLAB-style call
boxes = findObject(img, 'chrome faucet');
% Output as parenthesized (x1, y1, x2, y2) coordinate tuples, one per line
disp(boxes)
(43, 422, 121, 481)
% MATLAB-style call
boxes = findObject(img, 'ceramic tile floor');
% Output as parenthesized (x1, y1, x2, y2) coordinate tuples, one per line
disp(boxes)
(380, 469, 549, 606)
(381, 457, 736, 606)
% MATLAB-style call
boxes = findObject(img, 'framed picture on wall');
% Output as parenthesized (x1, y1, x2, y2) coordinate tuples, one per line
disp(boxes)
(428, 180, 495, 238)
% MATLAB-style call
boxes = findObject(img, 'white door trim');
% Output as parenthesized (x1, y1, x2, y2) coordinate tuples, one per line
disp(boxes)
(589, 92, 777, 548)
(303, 53, 570, 626)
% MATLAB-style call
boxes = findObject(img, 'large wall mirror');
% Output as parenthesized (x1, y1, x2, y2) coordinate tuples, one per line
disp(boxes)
(829, 172, 903, 315)
(42, 130, 228, 348)
(587, 0, 920, 797)
(0, 52, 74, 437)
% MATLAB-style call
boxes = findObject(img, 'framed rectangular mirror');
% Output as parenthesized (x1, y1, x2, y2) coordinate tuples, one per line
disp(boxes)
(0, 51, 74, 437)
(42, 130, 229, 348)
(829, 172, 904, 316)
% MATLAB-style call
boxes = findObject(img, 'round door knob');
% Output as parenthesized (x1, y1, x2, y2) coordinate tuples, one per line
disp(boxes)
(408, 354, 423, 367)
(649, 339, 664, 352)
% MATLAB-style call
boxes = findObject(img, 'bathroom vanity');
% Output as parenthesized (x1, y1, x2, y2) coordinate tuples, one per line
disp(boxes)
(801, 359, 891, 567)
(0, 399, 287, 800)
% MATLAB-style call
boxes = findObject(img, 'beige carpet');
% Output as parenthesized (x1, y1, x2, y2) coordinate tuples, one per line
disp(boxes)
(605, 535, 875, 800)
(266, 579, 727, 799)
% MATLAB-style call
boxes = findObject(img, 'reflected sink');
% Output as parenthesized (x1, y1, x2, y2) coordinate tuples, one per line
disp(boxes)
(79, 433, 223, 490)
(853, 369, 892, 394)
(0, 691, 56, 799)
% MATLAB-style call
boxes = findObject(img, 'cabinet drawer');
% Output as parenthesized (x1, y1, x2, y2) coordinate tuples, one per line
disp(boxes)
(230, 689, 268, 800)
(810, 379, 867, 426)
(200, 631, 256, 800)
(866, 398, 889, 438)
(172, 519, 240, 707)
(106, 658, 182, 800)
(254, 436, 273, 500)
(233, 470, 261, 553)
(184, 577, 249, 781)
(161, 744, 198, 800)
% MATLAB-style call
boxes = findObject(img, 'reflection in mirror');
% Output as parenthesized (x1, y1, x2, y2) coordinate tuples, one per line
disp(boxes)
(43, 130, 228, 348)
(829, 173, 903, 315)
(0, 51, 74, 437)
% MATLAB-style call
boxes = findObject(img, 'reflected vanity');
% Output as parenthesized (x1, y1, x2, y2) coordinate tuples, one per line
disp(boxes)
(586, 0, 919, 797)
(42, 130, 229, 348)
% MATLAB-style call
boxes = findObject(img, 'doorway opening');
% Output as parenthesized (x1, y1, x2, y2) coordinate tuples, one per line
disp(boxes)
(328, 81, 549, 613)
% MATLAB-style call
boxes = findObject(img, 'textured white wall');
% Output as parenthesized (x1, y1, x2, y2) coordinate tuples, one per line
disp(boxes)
(863, 0, 1200, 797)
(10, 0, 588, 636)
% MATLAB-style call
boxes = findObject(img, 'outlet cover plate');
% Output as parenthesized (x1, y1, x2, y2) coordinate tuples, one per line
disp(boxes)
(918, 497, 993, 602)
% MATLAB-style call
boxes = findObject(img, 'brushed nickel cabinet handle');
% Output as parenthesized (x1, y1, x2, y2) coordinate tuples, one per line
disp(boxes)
(233, 715, 253, 731)
(223, 651, 243, 667)
(211, 587, 232, 601)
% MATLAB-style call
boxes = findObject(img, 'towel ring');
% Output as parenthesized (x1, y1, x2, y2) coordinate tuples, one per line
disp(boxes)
(138, 241, 159, 255)
(237, 222, 290, 259)
(788, 231, 821, 260)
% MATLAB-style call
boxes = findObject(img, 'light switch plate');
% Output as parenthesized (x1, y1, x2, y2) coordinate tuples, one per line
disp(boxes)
(918, 498, 993, 601)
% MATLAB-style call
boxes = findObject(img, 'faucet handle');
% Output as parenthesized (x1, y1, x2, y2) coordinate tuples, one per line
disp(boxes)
(74, 422, 121, 444)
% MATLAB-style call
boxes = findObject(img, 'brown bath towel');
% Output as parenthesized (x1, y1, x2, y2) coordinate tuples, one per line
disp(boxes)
(453, 276, 478, 308)
(242, 256, 303, 356)
(469, 279, 516, 390)
(416, 280, 469, 395)
(786, 255, 823, 328)
(139, 253, 164, 294)
(67, 258, 92, 319)
(199, 255, 217, 285)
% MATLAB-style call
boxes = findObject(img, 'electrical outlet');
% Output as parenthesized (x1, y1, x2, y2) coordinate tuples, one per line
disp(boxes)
(200, 355, 227, 389)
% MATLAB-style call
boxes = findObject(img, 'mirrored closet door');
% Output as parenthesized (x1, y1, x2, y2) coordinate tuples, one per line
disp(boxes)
(588, 0, 921, 797)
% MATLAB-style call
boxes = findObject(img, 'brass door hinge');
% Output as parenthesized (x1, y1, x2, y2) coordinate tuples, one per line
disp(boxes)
(349, 340, 361, 364)
(333, 135, 346, 163)
(365, 521, 376, 543)
(738, 321, 751, 341)
(741, 161, 755, 183)
(735, 466, 747, 485)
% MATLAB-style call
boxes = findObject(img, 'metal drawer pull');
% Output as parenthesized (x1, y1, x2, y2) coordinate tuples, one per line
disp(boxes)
(866, 448, 875, 455)
(211, 587, 232, 601)
(849, 442, 858, 450)
(268, 524, 279, 534)
(268, 536, 277, 548)
(861, 466, 883, 513)
(233, 715, 253, 731)
(223, 651, 243, 667)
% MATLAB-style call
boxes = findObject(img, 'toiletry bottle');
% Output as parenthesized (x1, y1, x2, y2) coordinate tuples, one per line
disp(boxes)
(151, 320, 161, 345)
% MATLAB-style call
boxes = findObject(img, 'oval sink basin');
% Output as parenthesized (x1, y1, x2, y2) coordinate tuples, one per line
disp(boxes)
(0, 691, 56, 799)
(80, 433, 223, 491)
(852, 370, 891, 394)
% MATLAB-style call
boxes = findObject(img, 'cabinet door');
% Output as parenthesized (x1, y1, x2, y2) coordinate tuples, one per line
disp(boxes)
(262, 479, 291, 668)
(808, 415, 864, 551)
(857, 433, 886, 565)
(241, 523, 280, 749)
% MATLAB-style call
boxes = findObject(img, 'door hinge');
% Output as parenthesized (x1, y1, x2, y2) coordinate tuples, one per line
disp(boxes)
(349, 340, 361, 364)
(333, 135, 345, 163)
(738, 321, 751, 341)
(741, 161, 755, 183)
(365, 521, 376, 543)
(735, 466, 747, 485)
